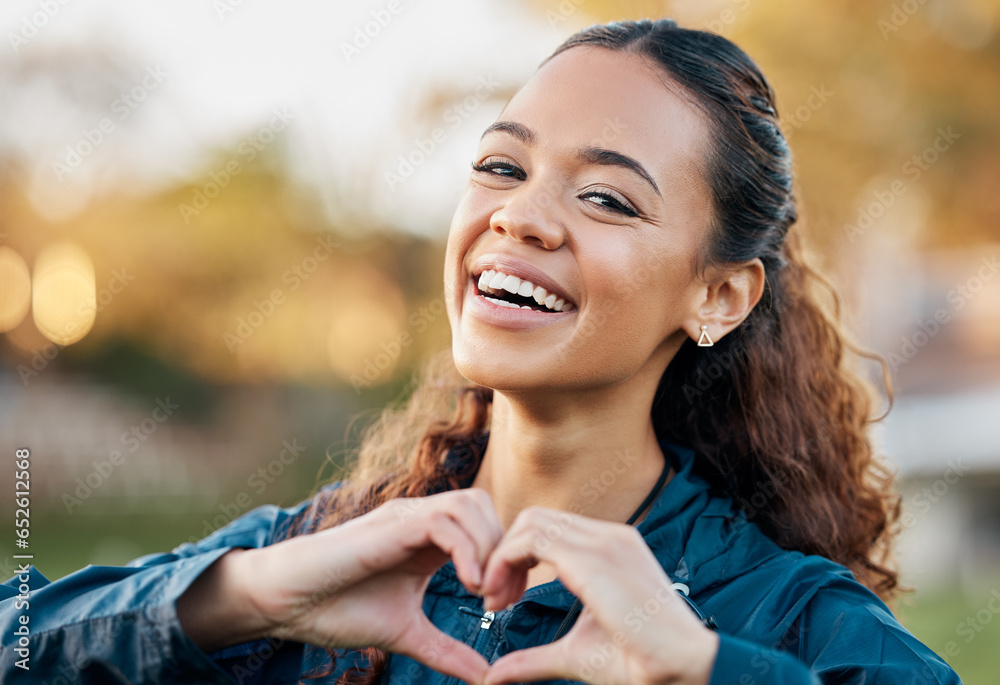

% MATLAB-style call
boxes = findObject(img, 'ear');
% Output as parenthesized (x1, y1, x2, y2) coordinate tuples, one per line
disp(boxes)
(680, 258, 765, 345)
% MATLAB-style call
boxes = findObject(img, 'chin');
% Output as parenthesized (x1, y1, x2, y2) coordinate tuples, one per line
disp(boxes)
(451, 334, 607, 394)
(451, 339, 551, 392)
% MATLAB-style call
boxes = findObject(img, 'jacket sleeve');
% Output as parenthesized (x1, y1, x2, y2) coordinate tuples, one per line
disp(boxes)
(0, 490, 327, 685)
(707, 574, 963, 685)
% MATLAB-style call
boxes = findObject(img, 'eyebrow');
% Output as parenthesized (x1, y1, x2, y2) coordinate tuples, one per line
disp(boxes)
(481, 120, 535, 143)
(481, 120, 660, 196)
(579, 147, 660, 196)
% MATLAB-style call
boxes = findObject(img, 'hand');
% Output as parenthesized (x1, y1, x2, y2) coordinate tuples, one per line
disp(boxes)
(479, 507, 719, 685)
(239, 488, 503, 684)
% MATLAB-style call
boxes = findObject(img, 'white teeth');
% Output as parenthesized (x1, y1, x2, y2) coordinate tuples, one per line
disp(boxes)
(475, 268, 574, 313)
(500, 275, 521, 294)
(483, 295, 520, 308)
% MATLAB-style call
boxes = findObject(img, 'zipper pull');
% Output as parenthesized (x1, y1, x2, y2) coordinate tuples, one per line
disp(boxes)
(458, 606, 495, 629)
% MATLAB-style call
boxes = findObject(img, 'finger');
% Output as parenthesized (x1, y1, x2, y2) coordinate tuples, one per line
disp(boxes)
(436, 489, 505, 572)
(481, 546, 531, 613)
(481, 507, 575, 610)
(423, 512, 486, 591)
(483, 642, 570, 685)
(396, 612, 490, 684)
(483, 509, 659, 622)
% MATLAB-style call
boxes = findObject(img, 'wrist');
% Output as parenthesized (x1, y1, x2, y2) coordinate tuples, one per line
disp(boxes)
(689, 628, 720, 685)
(177, 547, 275, 653)
(654, 627, 719, 685)
(226, 546, 281, 639)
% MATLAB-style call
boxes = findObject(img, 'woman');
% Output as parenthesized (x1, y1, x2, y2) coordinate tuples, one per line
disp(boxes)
(0, 19, 963, 685)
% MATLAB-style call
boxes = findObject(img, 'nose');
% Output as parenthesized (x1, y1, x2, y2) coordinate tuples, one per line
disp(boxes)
(488, 181, 567, 250)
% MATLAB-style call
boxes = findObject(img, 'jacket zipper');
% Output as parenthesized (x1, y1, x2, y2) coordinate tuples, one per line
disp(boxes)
(454, 607, 496, 685)
(458, 606, 496, 650)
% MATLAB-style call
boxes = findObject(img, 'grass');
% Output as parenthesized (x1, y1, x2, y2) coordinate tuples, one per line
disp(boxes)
(896, 586, 1000, 685)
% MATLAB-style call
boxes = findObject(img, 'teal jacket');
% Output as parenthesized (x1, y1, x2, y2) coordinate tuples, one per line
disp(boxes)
(0, 436, 963, 684)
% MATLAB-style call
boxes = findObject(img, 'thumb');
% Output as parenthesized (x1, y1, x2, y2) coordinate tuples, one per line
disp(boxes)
(395, 613, 490, 684)
(484, 642, 571, 685)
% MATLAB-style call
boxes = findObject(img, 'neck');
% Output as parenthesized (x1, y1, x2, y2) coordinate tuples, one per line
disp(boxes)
(471, 379, 671, 530)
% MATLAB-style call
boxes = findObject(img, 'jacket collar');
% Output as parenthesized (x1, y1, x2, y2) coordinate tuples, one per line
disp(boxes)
(428, 432, 784, 611)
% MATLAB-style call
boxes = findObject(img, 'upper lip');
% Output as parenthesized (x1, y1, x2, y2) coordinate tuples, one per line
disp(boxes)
(469, 255, 575, 307)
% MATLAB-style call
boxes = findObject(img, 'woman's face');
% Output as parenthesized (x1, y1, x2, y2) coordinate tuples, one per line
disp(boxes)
(444, 46, 716, 392)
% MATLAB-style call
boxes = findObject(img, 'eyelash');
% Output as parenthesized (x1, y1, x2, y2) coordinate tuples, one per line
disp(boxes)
(471, 158, 641, 218)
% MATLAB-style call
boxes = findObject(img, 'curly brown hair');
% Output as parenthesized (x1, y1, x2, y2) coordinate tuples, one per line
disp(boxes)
(286, 18, 901, 684)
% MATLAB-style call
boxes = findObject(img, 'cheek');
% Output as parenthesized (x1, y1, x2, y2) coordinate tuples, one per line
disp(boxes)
(576, 239, 693, 363)
(444, 198, 475, 271)
(444, 192, 490, 311)
(447, 190, 491, 255)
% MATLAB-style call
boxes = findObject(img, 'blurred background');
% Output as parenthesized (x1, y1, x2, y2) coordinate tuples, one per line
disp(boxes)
(1, 0, 998, 681)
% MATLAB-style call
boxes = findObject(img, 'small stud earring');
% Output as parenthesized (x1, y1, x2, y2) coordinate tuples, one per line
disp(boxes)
(697, 325, 714, 347)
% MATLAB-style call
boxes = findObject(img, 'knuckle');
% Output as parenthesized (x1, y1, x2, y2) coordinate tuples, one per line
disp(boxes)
(517, 505, 548, 526)
(424, 509, 450, 528)
(466, 486, 494, 507)
(608, 525, 644, 556)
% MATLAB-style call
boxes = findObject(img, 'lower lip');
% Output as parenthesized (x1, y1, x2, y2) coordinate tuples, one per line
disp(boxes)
(464, 279, 576, 331)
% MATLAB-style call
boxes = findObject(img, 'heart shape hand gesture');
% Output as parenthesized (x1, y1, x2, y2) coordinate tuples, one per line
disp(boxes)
(223, 489, 719, 684)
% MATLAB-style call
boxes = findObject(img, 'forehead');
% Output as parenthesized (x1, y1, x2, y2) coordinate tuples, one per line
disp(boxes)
(499, 46, 711, 188)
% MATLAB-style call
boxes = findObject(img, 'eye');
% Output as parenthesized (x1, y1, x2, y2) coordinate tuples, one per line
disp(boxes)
(471, 156, 526, 181)
(580, 188, 640, 218)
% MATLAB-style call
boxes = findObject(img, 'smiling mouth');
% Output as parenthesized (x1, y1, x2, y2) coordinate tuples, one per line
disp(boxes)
(473, 268, 575, 313)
